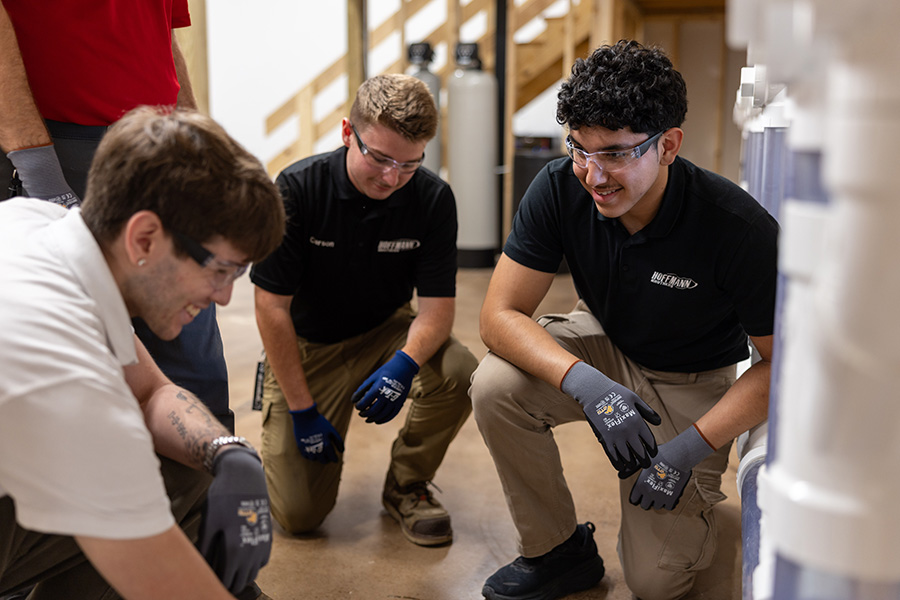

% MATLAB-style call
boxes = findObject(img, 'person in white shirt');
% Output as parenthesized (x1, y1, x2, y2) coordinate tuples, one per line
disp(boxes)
(0, 106, 285, 600)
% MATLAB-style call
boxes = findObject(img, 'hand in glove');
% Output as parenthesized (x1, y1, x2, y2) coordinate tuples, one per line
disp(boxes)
(351, 350, 419, 424)
(198, 446, 272, 593)
(561, 360, 661, 472)
(290, 404, 344, 463)
(7, 144, 80, 208)
(625, 424, 715, 511)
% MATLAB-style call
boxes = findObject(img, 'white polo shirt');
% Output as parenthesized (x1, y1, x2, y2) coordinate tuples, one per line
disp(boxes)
(0, 199, 174, 539)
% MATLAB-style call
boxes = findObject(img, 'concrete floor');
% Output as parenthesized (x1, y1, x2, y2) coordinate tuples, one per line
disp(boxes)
(218, 269, 743, 600)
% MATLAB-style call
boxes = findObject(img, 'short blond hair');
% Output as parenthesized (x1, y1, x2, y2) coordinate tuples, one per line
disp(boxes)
(349, 73, 438, 142)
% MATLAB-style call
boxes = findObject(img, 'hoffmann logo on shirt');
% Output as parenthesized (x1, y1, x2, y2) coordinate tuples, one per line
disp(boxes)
(377, 239, 421, 253)
(309, 237, 421, 252)
(650, 271, 698, 290)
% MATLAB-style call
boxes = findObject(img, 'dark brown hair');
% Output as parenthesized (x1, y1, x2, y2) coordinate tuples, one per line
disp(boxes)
(82, 106, 285, 262)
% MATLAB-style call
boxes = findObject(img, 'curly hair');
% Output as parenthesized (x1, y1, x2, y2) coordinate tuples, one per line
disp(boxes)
(556, 40, 687, 134)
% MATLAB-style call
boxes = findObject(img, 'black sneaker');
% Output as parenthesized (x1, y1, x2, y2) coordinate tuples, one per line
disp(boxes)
(482, 522, 605, 600)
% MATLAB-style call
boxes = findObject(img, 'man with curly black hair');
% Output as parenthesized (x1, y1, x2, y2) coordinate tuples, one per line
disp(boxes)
(471, 40, 778, 600)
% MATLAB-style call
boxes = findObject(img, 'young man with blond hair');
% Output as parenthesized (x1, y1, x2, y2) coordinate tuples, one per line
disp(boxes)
(252, 73, 477, 547)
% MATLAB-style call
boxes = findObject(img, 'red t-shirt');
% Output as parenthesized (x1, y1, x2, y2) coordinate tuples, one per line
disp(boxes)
(5, 0, 191, 126)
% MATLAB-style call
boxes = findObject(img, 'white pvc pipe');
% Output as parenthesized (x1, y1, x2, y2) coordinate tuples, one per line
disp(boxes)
(759, 0, 900, 586)
(736, 423, 769, 600)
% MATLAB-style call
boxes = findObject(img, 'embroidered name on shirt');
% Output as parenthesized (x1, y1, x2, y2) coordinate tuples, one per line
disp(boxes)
(650, 271, 698, 290)
(377, 239, 421, 253)
(309, 236, 335, 248)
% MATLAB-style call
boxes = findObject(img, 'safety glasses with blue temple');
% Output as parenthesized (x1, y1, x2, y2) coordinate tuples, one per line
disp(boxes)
(172, 230, 248, 290)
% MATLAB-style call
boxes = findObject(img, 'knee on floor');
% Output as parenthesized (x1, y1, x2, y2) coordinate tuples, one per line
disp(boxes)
(272, 502, 333, 535)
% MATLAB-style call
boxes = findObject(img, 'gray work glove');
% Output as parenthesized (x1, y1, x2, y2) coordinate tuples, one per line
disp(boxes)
(7, 144, 80, 207)
(624, 425, 715, 511)
(562, 361, 661, 473)
(198, 446, 272, 593)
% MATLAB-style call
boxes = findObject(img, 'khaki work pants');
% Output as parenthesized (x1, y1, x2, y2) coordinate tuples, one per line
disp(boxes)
(470, 302, 736, 600)
(0, 458, 215, 599)
(260, 304, 476, 534)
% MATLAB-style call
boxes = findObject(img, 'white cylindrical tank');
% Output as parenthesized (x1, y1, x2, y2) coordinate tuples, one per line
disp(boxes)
(408, 42, 442, 177)
(447, 42, 498, 268)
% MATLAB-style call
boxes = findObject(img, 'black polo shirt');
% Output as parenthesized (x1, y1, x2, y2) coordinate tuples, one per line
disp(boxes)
(505, 155, 778, 372)
(250, 147, 458, 344)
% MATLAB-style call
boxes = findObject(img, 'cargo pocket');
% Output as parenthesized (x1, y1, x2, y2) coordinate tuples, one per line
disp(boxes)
(259, 394, 275, 462)
(259, 359, 288, 454)
(260, 396, 274, 428)
(657, 477, 727, 572)
(536, 313, 572, 328)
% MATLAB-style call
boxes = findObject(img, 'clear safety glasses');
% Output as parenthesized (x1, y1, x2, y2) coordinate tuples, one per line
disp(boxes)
(173, 230, 248, 290)
(565, 130, 664, 172)
(351, 122, 424, 174)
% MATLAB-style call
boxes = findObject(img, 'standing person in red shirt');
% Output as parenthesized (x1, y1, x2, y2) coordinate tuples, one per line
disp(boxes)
(0, 0, 197, 202)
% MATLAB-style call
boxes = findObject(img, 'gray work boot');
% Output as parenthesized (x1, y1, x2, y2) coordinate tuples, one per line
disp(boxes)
(382, 471, 452, 546)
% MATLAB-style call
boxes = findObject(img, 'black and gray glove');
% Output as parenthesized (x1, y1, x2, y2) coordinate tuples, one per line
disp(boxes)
(198, 446, 272, 593)
(625, 425, 715, 511)
(7, 144, 79, 207)
(562, 360, 661, 473)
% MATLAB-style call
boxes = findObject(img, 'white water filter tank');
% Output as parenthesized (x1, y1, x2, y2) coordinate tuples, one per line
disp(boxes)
(408, 42, 442, 177)
(447, 42, 498, 268)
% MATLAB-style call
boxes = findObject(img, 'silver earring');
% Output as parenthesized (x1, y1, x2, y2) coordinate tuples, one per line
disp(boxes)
(137, 259, 147, 267)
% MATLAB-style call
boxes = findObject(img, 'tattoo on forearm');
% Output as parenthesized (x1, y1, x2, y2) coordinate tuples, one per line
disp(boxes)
(172, 389, 229, 468)
(176, 390, 215, 422)
(168, 411, 188, 440)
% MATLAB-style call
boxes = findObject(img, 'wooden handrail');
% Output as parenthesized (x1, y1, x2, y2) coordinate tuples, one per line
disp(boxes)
(265, 0, 498, 174)
(265, 55, 346, 135)
(515, 0, 559, 32)
(264, 0, 594, 176)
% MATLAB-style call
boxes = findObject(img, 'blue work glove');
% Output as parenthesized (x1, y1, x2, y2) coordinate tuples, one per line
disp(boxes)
(562, 361, 661, 473)
(198, 446, 272, 593)
(625, 425, 715, 511)
(7, 144, 80, 208)
(351, 350, 419, 424)
(290, 404, 344, 463)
